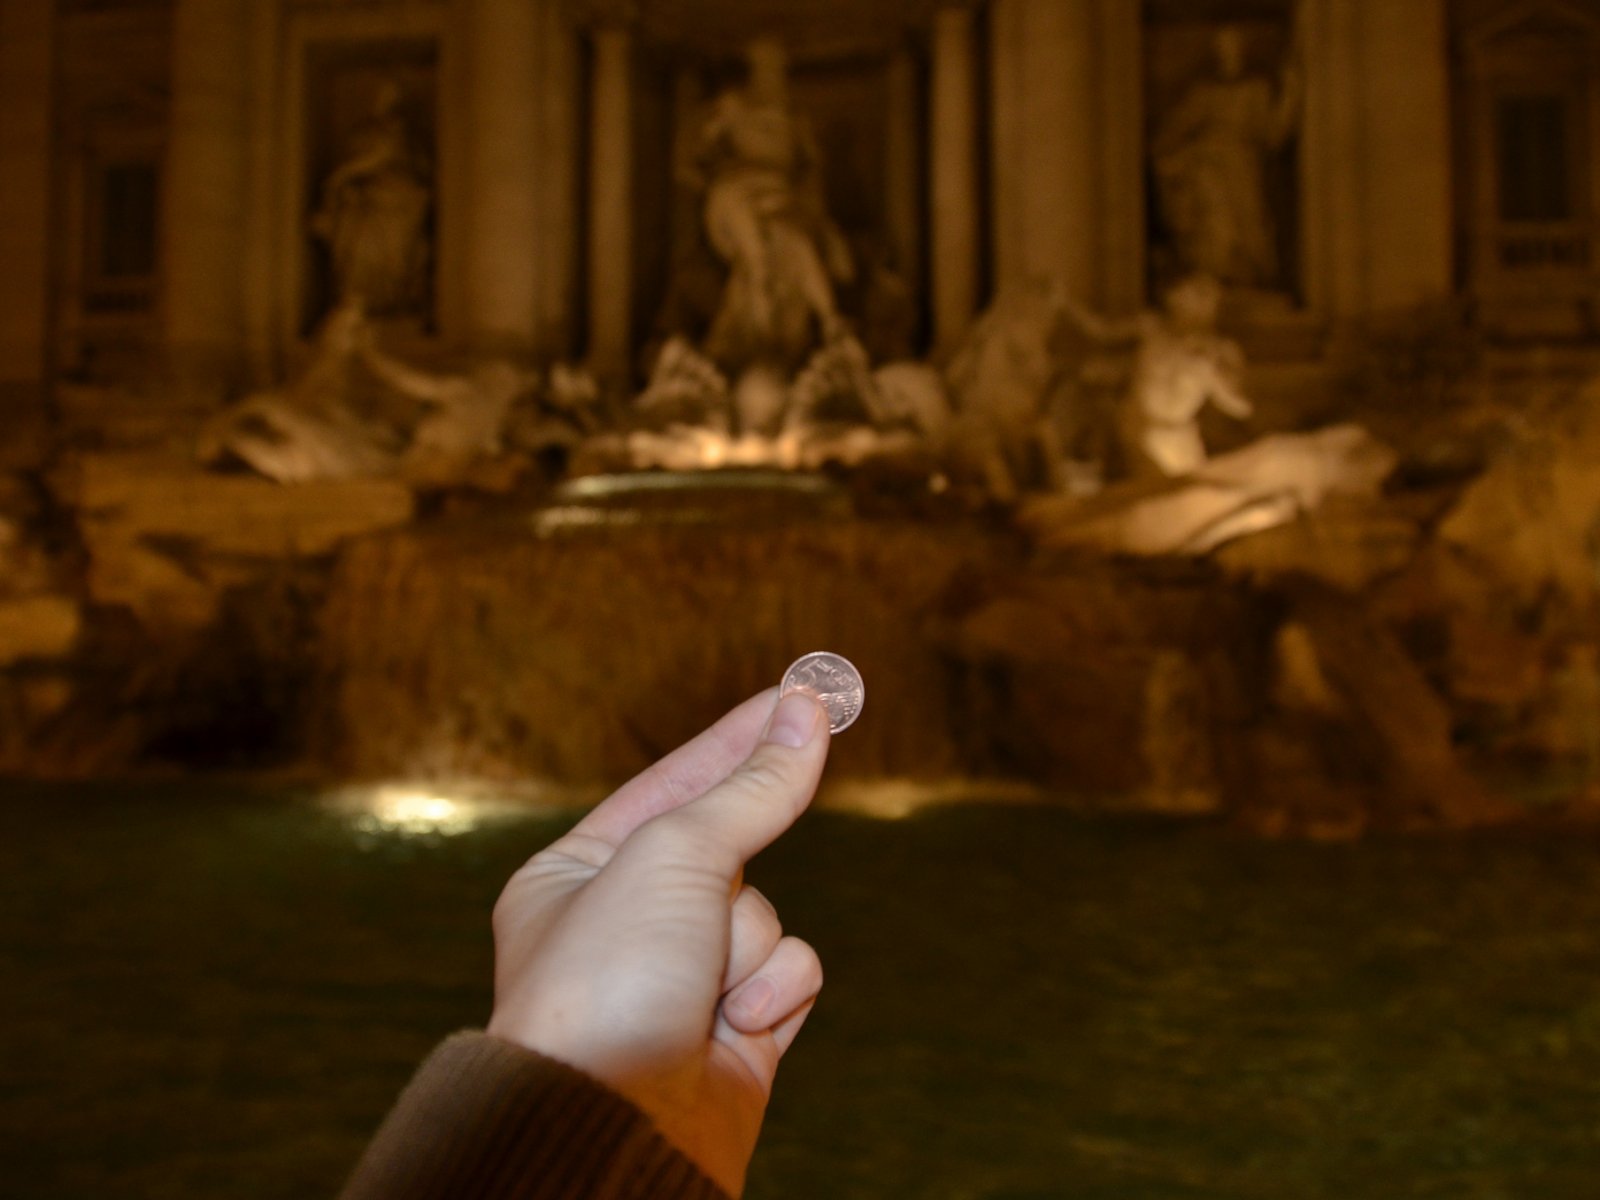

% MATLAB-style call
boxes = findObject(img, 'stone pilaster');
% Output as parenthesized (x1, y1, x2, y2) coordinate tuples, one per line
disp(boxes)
(1300, 0, 1364, 318)
(534, 0, 581, 358)
(1301, 0, 1452, 319)
(241, 0, 283, 386)
(930, 1, 981, 349)
(1097, 0, 1144, 314)
(1358, 0, 1452, 311)
(160, 0, 252, 396)
(884, 44, 923, 296)
(990, 0, 1099, 302)
(462, 0, 544, 357)
(0, 0, 56, 404)
(586, 19, 634, 378)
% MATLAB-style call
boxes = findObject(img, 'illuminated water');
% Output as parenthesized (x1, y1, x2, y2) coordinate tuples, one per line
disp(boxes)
(3, 782, 1599, 1198)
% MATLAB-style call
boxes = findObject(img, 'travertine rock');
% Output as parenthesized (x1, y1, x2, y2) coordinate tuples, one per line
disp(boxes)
(1438, 381, 1600, 606)
(71, 453, 414, 558)
(66, 453, 412, 629)
(1212, 498, 1420, 591)
(0, 594, 80, 666)
(1284, 582, 1509, 828)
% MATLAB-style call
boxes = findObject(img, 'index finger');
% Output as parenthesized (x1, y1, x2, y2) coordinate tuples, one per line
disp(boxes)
(566, 687, 780, 849)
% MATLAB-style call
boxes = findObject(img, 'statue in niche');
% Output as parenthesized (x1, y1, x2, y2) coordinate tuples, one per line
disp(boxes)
(311, 78, 432, 317)
(692, 38, 855, 371)
(1151, 14, 1302, 291)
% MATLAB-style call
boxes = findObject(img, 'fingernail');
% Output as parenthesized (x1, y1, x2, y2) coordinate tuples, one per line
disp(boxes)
(729, 977, 776, 1023)
(765, 692, 822, 749)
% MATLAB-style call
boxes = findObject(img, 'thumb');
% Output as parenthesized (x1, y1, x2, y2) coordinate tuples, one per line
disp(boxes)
(648, 691, 831, 879)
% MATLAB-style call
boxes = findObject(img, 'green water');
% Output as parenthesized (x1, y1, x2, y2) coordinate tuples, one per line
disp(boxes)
(3, 783, 1599, 1199)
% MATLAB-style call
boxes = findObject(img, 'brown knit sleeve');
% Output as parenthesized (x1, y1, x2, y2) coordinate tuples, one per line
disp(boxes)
(339, 1032, 731, 1200)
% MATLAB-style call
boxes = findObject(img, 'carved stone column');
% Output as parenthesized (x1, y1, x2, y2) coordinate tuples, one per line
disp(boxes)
(161, 0, 252, 395)
(1299, 0, 1364, 317)
(0, 0, 54, 404)
(990, 0, 1096, 302)
(586, 18, 634, 379)
(463, 0, 543, 356)
(930, 2, 981, 349)
(1097, 0, 1145, 314)
(1301, 0, 1452, 318)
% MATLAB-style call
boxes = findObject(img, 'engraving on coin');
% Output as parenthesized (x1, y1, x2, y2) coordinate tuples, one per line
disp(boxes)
(780, 651, 865, 733)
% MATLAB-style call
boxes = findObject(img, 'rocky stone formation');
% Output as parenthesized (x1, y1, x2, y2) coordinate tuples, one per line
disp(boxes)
(63, 452, 413, 632)
(0, 595, 79, 668)
(1438, 379, 1600, 608)
(8, 354, 1600, 834)
(312, 518, 985, 784)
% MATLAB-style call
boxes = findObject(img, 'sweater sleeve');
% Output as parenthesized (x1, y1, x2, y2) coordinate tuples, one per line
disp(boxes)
(339, 1032, 731, 1200)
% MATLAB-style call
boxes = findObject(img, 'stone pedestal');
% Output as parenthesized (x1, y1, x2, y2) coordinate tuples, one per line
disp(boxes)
(930, 3, 980, 349)
(0, 0, 54, 404)
(160, 0, 252, 395)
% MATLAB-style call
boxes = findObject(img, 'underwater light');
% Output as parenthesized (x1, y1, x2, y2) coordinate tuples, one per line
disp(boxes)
(323, 779, 597, 838)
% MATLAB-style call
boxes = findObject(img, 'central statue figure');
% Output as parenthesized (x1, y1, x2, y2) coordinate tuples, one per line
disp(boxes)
(696, 38, 854, 371)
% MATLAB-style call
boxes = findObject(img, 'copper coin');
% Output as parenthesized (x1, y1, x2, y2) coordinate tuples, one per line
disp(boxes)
(780, 651, 865, 733)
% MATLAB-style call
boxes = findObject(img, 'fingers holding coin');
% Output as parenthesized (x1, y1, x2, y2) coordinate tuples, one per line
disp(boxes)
(780, 652, 864, 734)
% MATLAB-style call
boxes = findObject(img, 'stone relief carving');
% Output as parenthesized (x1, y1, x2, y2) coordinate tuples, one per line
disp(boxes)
(1149, 9, 1303, 293)
(311, 77, 433, 318)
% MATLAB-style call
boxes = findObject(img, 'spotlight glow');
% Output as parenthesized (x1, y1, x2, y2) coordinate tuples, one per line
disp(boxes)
(322, 781, 585, 839)
(366, 788, 477, 835)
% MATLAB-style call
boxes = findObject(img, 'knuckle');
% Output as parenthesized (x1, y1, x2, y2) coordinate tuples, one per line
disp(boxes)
(738, 884, 777, 920)
(725, 751, 800, 806)
(630, 812, 702, 860)
(786, 936, 824, 991)
(734, 886, 783, 940)
(635, 808, 742, 876)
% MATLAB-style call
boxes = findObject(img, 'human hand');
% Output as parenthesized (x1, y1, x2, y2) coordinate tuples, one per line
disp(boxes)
(486, 688, 830, 1197)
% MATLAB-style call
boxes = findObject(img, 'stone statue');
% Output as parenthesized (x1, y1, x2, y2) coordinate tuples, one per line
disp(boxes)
(198, 300, 401, 483)
(636, 338, 733, 433)
(1123, 274, 1252, 477)
(942, 279, 1078, 503)
(312, 78, 432, 316)
(1019, 423, 1398, 558)
(693, 38, 854, 370)
(1061, 274, 1252, 478)
(1151, 16, 1302, 290)
(359, 345, 535, 481)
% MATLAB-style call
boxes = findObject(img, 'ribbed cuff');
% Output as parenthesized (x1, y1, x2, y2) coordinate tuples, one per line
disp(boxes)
(339, 1032, 729, 1200)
